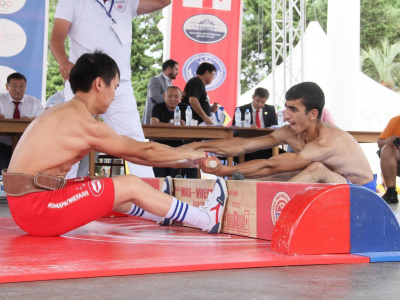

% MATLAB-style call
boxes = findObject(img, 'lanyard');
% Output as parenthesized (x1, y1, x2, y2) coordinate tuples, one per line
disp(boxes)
(95, 0, 116, 23)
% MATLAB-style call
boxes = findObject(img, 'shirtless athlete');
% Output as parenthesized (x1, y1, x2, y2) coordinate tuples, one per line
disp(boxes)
(2, 51, 227, 236)
(191, 82, 376, 191)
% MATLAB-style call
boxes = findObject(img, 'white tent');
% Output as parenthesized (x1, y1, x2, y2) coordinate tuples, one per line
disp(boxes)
(239, 21, 400, 132)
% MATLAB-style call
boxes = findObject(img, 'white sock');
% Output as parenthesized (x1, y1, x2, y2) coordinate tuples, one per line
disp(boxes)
(165, 197, 211, 230)
(125, 203, 163, 223)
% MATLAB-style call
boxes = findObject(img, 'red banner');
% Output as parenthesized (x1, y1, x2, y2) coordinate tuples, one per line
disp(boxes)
(167, 0, 243, 122)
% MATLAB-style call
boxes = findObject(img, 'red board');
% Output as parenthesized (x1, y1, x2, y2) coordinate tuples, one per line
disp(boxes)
(0, 217, 368, 284)
(271, 185, 351, 255)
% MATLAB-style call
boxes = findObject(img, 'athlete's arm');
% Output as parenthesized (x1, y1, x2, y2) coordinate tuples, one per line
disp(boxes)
(89, 120, 206, 167)
(185, 126, 289, 157)
(200, 151, 312, 178)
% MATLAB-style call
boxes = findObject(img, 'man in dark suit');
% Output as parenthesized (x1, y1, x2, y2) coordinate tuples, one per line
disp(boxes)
(233, 87, 282, 160)
(233, 87, 277, 128)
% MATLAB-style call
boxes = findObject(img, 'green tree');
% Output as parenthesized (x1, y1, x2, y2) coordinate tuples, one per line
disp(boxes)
(46, 0, 65, 99)
(240, 0, 272, 94)
(131, 11, 164, 116)
(361, 39, 400, 90)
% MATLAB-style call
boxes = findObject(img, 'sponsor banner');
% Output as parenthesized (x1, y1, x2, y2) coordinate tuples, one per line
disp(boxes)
(168, 0, 243, 123)
(0, 0, 48, 101)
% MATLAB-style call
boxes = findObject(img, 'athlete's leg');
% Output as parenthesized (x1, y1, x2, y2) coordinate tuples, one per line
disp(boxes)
(112, 175, 227, 233)
(288, 162, 347, 183)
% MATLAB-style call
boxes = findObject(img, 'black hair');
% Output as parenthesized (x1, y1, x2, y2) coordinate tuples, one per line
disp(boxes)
(285, 82, 325, 119)
(196, 62, 216, 75)
(253, 87, 269, 99)
(70, 50, 120, 93)
(162, 59, 178, 71)
(7, 72, 26, 84)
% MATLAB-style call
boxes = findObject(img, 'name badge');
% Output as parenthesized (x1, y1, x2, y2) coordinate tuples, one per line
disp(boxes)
(111, 22, 131, 46)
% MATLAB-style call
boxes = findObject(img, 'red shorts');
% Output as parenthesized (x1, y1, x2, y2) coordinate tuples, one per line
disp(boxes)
(7, 177, 115, 236)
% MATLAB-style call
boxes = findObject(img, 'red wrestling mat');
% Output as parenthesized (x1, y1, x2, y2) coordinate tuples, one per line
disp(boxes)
(0, 217, 369, 283)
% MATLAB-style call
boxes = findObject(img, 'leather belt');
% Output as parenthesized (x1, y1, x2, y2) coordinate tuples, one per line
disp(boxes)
(1, 169, 66, 197)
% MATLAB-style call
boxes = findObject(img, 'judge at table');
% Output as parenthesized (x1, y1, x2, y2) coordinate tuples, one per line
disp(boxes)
(0, 72, 44, 171)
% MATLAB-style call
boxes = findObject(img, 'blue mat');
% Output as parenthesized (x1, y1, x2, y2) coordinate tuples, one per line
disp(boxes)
(355, 251, 400, 262)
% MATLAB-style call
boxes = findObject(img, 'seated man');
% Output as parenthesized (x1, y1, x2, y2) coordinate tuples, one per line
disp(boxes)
(0, 72, 44, 171)
(233, 87, 282, 161)
(2, 51, 227, 237)
(150, 86, 197, 178)
(142, 59, 179, 125)
(377, 116, 400, 203)
(188, 82, 376, 192)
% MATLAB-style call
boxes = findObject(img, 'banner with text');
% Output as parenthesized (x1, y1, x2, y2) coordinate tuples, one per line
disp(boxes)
(167, 0, 243, 123)
(0, 0, 48, 101)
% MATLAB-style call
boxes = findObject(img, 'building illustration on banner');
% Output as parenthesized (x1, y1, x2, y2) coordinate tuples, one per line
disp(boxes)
(183, 14, 228, 44)
(183, 0, 231, 11)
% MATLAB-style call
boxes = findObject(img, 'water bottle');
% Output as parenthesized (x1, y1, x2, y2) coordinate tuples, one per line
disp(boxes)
(278, 111, 284, 127)
(244, 109, 251, 128)
(174, 106, 181, 125)
(185, 105, 192, 126)
(234, 108, 241, 127)
(217, 106, 225, 125)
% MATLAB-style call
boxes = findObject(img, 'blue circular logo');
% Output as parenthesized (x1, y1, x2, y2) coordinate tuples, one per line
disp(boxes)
(182, 53, 226, 91)
(183, 14, 228, 44)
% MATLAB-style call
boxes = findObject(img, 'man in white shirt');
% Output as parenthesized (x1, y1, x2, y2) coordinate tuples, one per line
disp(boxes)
(0, 72, 44, 170)
(50, 0, 171, 178)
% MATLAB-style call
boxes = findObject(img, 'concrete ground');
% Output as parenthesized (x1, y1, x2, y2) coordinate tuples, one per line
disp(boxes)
(1, 198, 400, 300)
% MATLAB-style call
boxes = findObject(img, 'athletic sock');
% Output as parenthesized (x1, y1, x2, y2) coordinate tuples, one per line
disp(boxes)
(165, 197, 211, 230)
(125, 203, 163, 223)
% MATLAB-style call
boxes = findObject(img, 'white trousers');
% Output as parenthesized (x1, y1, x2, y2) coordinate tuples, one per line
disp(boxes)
(64, 80, 154, 178)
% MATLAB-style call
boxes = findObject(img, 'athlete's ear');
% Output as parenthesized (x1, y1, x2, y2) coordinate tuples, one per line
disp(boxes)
(309, 109, 319, 121)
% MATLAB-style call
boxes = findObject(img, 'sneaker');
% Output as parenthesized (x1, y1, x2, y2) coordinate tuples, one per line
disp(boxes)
(200, 178, 228, 234)
(162, 176, 173, 195)
(382, 192, 399, 204)
(158, 176, 174, 226)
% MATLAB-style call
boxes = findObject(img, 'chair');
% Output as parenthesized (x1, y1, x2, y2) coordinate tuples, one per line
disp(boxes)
(95, 154, 126, 177)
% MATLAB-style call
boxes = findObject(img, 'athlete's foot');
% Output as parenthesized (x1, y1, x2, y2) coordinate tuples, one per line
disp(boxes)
(200, 178, 228, 234)
(158, 176, 174, 226)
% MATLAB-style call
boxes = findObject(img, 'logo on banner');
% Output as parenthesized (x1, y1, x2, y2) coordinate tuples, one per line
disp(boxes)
(89, 180, 105, 197)
(0, 19, 27, 57)
(183, 0, 231, 11)
(114, 1, 126, 12)
(182, 53, 226, 91)
(271, 192, 290, 225)
(183, 14, 227, 44)
(0, 0, 26, 14)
